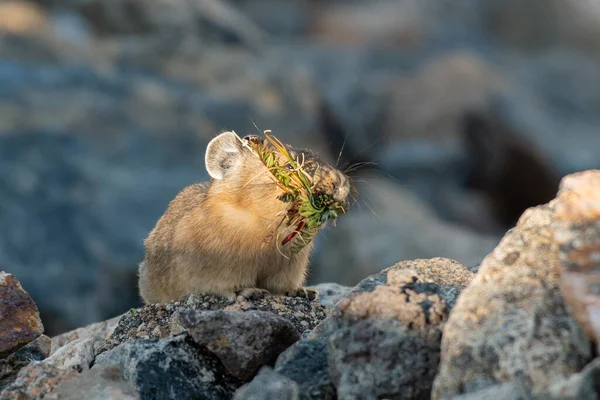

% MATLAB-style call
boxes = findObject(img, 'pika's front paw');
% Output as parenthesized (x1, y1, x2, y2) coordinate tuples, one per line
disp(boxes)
(236, 288, 271, 301)
(286, 288, 318, 301)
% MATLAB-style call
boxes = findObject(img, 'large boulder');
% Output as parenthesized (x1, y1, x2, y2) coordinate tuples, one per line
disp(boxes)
(432, 178, 594, 398)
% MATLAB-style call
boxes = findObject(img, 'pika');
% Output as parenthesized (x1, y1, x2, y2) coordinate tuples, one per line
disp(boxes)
(138, 131, 351, 304)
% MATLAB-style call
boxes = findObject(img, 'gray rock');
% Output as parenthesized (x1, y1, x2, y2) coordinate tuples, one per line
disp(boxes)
(0, 335, 51, 390)
(51, 315, 121, 354)
(275, 337, 335, 400)
(174, 310, 300, 381)
(278, 258, 473, 400)
(48, 338, 95, 373)
(0, 361, 80, 400)
(308, 283, 352, 309)
(94, 335, 242, 399)
(48, 365, 139, 400)
(432, 202, 593, 399)
(452, 358, 600, 400)
(327, 260, 468, 400)
(233, 366, 300, 400)
(96, 293, 327, 356)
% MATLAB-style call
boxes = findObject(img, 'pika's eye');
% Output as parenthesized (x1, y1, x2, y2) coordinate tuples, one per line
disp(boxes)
(243, 135, 261, 144)
(285, 163, 294, 170)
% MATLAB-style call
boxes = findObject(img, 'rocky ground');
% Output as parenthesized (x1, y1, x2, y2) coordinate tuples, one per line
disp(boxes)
(4, 0, 600, 336)
(3, 170, 600, 399)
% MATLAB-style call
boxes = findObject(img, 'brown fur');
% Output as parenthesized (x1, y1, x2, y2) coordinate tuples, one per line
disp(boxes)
(139, 132, 351, 304)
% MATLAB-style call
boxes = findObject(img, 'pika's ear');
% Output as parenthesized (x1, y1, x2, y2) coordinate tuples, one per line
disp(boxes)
(205, 131, 245, 180)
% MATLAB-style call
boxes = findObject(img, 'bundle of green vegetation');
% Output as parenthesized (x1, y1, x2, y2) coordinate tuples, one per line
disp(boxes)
(243, 131, 348, 253)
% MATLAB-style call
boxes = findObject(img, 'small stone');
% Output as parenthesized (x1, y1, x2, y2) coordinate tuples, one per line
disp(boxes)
(0, 272, 44, 357)
(173, 310, 300, 381)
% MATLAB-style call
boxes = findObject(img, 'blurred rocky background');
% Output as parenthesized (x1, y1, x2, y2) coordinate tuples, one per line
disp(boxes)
(2, 0, 600, 336)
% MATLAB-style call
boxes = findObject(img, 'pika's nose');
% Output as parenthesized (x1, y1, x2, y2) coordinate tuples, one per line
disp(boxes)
(333, 175, 351, 211)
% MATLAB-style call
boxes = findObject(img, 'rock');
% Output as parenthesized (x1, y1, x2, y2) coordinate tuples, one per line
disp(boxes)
(51, 314, 121, 354)
(2, 326, 103, 398)
(48, 338, 95, 373)
(0, 335, 50, 390)
(174, 310, 300, 381)
(0, 361, 79, 399)
(94, 335, 242, 399)
(308, 283, 352, 309)
(48, 364, 139, 400)
(277, 258, 473, 400)
(452, 358, 600, 400)
(233, 366, 299, 400)
(554, 170, 600, 351)
(275, 337, 335, 400)
(432, 196, 593, 398)
(0, 272, 44, 357)
(328, 259, 470, 400)
(97, 293, 327, 355)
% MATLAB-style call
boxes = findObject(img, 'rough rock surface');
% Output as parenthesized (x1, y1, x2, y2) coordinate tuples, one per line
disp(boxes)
(1, 330, 97, 398)
(1, 290, 327, 399)
(49, 365, 139, 400)
(308, 283, 352, 309)
(0, 361, 80, 399)
(50, 315, 120, 354)
(94, 335, 242, 400)
(272, 258, 474, 400)
(554, 170, 600, 351)
(174, 310, 300, 381)
(0, 272, 44, 357)
(97, 293, 327, 356)
(328, 258, 472, 400)
(432, 195, 593, 398)
(233, 366, 300, 400)
(0, 335, 50, 390)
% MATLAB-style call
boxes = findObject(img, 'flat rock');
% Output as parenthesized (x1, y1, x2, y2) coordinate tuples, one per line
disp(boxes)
(432, 195, 593, 399)
(0, 272, 44, 357)
(94, 335, 242, 400)
(233, 366, 299, 400)
(174, 310, 300, 381)
(0, 335, 50, 390)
